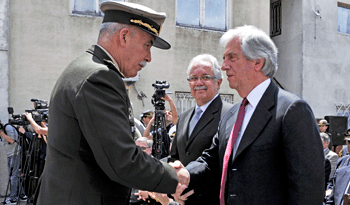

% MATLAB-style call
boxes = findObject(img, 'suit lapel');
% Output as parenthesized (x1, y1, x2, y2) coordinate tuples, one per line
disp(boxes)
(233, 82, 276, 161)
(186, 96, 221, 147)
(224, 105, 239, 142)
(177, 107, 194, 148)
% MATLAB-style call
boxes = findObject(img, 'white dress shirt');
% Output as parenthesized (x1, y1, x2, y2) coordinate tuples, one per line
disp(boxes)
(231, 78, 271, 160)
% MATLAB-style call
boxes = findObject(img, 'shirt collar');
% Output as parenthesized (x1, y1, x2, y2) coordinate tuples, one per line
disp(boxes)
(96, 45, 124, 77)
(195, 94, 219, 113)
(246, 78, 271, 108)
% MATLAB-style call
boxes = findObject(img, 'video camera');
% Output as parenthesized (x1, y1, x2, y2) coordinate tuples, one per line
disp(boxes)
(151, 80, 170, 110)
(8, 107, 29, 126)
(7, 98, 49, 126)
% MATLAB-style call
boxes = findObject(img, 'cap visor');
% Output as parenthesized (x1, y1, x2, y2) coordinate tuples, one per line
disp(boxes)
(138, 27, 170, 49)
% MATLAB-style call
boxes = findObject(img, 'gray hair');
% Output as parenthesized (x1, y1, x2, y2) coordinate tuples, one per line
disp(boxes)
(186, 54, 223, 80)
(320, 132, 330, 143)
(98, 22, 135, 42)
(136, 137, 153, 148)
(219, 25, 278, 78)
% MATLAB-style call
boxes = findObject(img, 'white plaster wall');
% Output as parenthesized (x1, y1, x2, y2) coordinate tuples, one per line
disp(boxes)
(9, 0, 102, 114)
(302, 0, 350, 118)
(0, 0, 9, 195)
(272, 0, 304, 97)
(0, 0, 9, 123)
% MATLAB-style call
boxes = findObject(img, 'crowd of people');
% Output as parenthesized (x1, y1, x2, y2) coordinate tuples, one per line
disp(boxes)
(1, 1, 350, 205)
(0, 112, 47, 204)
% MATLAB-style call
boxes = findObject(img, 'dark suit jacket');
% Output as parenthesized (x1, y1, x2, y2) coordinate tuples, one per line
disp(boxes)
(36, 45, 178, 205)
(326, 166, 350, 205)
(169, 95, 232, 205)
(186, 81, 324, 204)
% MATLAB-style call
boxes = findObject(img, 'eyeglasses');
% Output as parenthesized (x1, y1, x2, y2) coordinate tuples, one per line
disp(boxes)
(187, 75, 217, 82)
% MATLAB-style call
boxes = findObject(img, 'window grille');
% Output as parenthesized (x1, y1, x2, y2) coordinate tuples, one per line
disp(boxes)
(270, 0, 282, 37)
(335, 102, 350, 128)
(175, 91, 233, 114)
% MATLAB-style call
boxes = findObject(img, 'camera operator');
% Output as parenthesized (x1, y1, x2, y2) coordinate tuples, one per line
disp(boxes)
(24, 112, 48, 143)
(0, 120, 27, 204)
(143, 93, 177, 158)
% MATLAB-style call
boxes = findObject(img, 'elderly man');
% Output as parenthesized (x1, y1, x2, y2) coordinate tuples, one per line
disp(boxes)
(35, 1, 182, 205)
(321, 132, 339, 180)
(173, 25, 324, 204)
(169, 54, 232, 205)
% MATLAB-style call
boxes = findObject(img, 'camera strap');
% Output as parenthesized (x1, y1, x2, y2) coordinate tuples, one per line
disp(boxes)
(3, 123, 11, 135)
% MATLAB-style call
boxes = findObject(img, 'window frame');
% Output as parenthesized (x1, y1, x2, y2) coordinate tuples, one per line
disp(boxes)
(69, 0, 126, 17)
(175, 0, 228, 31)
(338, 2, 350, 35)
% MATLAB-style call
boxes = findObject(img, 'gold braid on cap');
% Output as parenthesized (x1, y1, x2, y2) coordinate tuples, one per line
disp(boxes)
(130, 19, 159, 36)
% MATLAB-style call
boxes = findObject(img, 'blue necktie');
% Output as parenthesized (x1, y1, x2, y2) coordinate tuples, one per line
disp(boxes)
(188, 107, 203, 136)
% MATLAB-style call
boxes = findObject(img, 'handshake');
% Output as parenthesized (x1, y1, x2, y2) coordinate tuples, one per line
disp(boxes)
(169, 161, 194, 205)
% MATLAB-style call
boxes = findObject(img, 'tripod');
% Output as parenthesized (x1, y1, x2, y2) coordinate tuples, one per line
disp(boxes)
(153, 106, 170, 159)
(20, 131, 46, 204)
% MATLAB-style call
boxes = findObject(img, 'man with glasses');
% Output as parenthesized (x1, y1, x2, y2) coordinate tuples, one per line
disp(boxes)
(168, 54, 232, 205)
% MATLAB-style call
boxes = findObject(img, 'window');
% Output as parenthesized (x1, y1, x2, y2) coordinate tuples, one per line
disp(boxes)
(338, 2, 350, 35)
(270, 0, 281, 37)
(176, 0, 226, 31)
(71, 0, 123, 17)
(175, 92, 233, 114)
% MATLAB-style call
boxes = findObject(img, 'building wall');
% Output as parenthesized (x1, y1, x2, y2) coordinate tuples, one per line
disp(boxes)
(0, 0, 9, 123)
(6, 0, 270, 119)
(302, 0, 350, 119)
(272, 0, 304, 98)
(0, 0, 9, 195)
(272, 0, 350, 119)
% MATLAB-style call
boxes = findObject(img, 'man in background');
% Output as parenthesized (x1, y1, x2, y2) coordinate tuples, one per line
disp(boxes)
(321, 132, 339, 180)
(169, 54, 232, 205)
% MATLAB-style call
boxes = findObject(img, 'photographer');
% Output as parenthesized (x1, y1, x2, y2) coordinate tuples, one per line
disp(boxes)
(0, 120, 27, 204)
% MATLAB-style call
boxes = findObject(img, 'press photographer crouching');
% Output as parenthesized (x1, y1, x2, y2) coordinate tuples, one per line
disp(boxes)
(0, 120, 27, 204)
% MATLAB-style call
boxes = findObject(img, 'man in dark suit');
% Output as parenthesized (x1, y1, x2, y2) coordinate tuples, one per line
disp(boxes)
(173, 25, 324, 204)
(35, 1, 183, 205)
(169, 54, 232, 205)
(325, 166, 350, 205)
